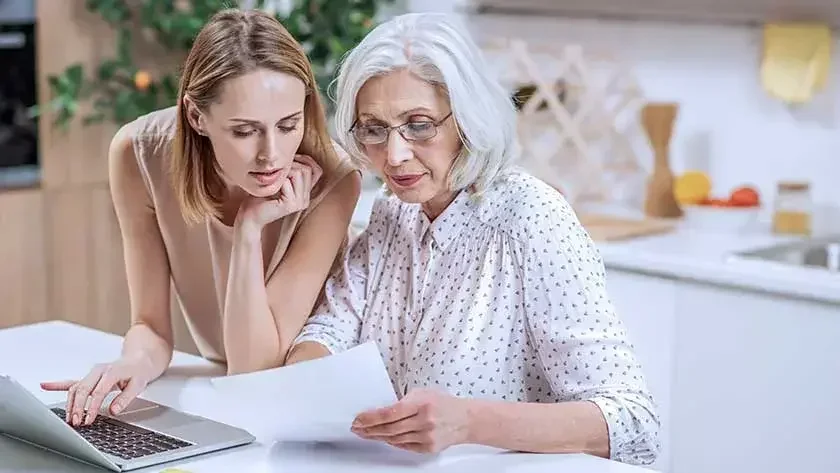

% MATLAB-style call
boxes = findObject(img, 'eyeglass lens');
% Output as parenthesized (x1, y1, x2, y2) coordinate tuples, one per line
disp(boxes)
(354, 121, 437, 144)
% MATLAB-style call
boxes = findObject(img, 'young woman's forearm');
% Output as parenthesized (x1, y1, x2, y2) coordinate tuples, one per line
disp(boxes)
(464, 399, 610, 457)
(120, 321, 174, 382)
(222, 226, 283, 374)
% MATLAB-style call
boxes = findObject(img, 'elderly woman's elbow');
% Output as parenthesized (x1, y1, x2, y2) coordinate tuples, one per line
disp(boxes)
(614, 408, 661, 466)
(619, 431, 661, 466)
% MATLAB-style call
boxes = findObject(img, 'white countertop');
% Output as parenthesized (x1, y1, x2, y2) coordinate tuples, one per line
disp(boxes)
(0, 321, 656, 473)
(352, 188, 839, 305)
(597, 228, 839, 305)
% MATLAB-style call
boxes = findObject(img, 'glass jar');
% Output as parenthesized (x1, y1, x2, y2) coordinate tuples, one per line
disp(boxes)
(772, 181, 812, 236)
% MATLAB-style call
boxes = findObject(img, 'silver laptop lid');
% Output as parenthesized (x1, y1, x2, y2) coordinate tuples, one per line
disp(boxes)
(0, 375, 120, 471)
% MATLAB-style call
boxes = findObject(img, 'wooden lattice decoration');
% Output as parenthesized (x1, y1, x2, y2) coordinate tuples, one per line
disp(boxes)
(483, 38, 650, 209)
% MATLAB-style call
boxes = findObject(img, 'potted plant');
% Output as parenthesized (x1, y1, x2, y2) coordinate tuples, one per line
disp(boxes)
(31, 0, 395, 131)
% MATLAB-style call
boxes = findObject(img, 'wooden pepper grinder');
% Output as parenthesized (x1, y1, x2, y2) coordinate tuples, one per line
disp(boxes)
(642, 102, 683, 218)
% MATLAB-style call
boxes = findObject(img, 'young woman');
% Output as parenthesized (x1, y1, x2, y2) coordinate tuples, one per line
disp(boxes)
(41, 8, 361, 427)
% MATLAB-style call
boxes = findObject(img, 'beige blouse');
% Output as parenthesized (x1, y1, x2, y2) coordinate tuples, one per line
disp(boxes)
(121, 106, 357, 362)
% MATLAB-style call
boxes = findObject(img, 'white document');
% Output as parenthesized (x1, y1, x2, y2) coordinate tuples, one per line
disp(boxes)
(209, 341, 398, 443)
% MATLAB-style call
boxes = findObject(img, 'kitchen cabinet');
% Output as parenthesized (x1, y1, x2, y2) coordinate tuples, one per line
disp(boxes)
(463, 0, 840, 29)
(605, 266, 840, 473)
(0, 189, 48, 329)
(41, 185, 198, 355)
(671, 283, 840, 473)
(605, 270, 677, 473)
(3, 1, 200, 355)
(42, 186, 130, 336)
(0, 185, 198, 355)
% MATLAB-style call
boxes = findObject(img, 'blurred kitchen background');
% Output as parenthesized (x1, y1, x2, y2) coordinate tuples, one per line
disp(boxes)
(1, 1, 838, 473)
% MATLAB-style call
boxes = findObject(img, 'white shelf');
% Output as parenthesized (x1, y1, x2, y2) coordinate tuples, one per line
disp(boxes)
(461, 0, 840, 30)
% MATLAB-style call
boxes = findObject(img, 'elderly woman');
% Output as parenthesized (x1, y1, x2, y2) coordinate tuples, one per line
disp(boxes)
(286, 12, 659, 466)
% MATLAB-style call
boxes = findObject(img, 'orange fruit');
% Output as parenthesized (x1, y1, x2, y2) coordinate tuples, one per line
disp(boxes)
(134, 71, 151, 91)
(729, 186, 760, 207)
(674, 171, 712, 205)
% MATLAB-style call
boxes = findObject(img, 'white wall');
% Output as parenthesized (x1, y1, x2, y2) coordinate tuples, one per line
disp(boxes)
(406, 1, 840, 222)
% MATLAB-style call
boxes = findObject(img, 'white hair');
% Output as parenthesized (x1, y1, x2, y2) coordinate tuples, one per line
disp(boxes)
(330, 12, 520, 196)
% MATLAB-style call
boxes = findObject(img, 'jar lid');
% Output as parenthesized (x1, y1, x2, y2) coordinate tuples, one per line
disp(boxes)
(777, 180, 810, 192)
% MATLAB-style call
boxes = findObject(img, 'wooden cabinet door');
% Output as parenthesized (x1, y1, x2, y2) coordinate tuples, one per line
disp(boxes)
(42, 185, 131, 336)
(36, 184, 198, 355)
(0, 189, 48, 329)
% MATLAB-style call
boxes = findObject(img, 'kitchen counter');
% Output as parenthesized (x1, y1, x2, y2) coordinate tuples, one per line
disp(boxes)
(597, 229, 839, 305)
(352, 188, 839, 305)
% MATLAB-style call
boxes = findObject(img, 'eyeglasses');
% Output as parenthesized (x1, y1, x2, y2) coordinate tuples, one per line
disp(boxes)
(350, 112, 453, 145)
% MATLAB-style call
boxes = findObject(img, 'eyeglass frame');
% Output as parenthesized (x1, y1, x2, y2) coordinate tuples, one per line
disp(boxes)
(348, 112, 453, 145)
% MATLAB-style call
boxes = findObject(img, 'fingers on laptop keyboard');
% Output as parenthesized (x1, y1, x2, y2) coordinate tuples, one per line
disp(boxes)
(87, 380, 121, 424)
(109, 377, 144, 415)
(69, 365, 108, 426)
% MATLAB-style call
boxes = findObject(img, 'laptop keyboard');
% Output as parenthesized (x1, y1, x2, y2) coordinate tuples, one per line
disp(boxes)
(51, 408, 193, 460)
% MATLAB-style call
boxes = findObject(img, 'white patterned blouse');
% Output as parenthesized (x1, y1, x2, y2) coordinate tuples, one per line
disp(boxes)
(294, 168, 660, 465)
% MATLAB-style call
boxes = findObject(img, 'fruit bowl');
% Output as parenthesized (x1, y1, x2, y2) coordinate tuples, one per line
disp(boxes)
(681, 202, 761, 232)
(674, 174, 763, 232)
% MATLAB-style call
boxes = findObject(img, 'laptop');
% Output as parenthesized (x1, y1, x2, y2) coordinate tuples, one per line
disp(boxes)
(0, 375, 255, 471)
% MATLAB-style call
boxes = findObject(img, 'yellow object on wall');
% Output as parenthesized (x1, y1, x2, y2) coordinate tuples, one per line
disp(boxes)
(761, 22, 832, 104)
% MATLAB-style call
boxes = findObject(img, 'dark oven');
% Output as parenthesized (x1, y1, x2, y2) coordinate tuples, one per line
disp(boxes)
(0, 0, 37, 187)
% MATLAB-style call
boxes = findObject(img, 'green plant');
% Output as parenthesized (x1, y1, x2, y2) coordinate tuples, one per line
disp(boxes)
(33, 0, 394, 130)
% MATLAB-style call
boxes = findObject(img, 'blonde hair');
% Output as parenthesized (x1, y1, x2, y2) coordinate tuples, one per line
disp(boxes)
(171, 8, 340, 223)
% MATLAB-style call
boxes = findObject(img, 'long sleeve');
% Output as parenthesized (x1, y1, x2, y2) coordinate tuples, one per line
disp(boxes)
(293, 230, 369, 354)
(516, 197, 660, 465)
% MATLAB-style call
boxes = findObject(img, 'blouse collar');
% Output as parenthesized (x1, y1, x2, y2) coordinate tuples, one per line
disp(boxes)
(414, 190, 475, 251)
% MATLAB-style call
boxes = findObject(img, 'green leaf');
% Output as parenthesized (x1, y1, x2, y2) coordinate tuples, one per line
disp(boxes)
(86, 0, 131, 25)
(97, 60, 119, 81)
(26, 104, 40, 119)
(67, 64, 84, 87)
(160, 74, 179, 104)
(49, 97, 67, 113)
(117, 29, 132, 66)
(327, 37, 345, 56)
(47, 75, 62, 94)
(348, 10, 364, 24)
(62, 96, 79, 116)
(47, 0, 397, 129)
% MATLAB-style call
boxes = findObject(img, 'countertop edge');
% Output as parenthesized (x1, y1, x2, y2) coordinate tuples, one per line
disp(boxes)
(600, 248, 840, 306)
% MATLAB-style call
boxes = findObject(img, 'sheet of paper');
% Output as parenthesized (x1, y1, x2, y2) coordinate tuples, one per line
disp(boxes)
(209, 341, 398, 443)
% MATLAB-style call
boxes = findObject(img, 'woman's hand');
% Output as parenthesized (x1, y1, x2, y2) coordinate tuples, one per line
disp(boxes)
(236, 154, 323, 231)
(40, 355, 154, 427)
(351, 389, 471, 454)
